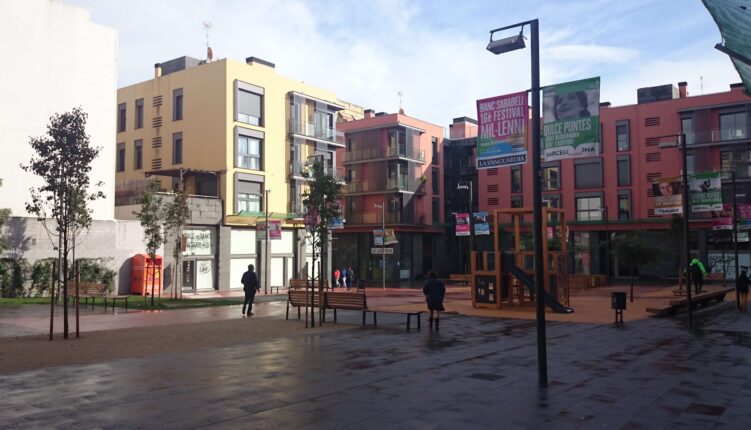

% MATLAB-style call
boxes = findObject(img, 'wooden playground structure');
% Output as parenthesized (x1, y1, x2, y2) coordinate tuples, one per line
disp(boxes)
(471, 207, 573, 313)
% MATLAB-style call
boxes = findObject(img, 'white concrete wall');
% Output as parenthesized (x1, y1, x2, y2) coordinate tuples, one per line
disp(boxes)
(0, 0, 117, 220)
(2, 217, 154, 295)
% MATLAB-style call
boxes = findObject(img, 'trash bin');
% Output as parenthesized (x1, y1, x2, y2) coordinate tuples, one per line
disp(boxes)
(611, 292, 627, 310)
(611, 292, 627, 324)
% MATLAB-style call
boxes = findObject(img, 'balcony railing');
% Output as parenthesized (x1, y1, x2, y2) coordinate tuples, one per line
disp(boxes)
(289, 161, 345, 181)
(342, 146, 426, 163)
(289, 200, 305, 215)
(685, 126, 750, 145)
(346, 178, 425, 194)
(289, 117, 340, 143)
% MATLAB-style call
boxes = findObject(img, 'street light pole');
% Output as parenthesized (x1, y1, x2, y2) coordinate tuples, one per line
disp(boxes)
(679, 134, 693, 327)
(264, 188, 271, 295)
(488, 18, 547, 386)
(375, 202, 385, 290)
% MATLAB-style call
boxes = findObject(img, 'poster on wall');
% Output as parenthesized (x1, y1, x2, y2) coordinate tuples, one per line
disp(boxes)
(652, 176, 683, 215)
(183, 229, 213, 256)
(542, 77, 601, 161)
(473, 212, 489, 235)
(689, 172, 722, 212)
(455, 213, 470, 236)
(475, 91, 528, 169)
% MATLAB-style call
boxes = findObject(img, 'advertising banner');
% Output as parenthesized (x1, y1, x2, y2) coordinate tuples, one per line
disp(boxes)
(712, 204, 733, 230)
(328, 217, 344, 230)
(476, 91, 528, 168)
(455, 213, 470, 236)
(373, 229, 398, 246)
(689, 172, 722, 212)
(738, 203, 751, 230)
(473, 212, 489, 235)
(257, 221, 282, 240)
(652, 176, 683, 215)
(542, 77, 601, 161)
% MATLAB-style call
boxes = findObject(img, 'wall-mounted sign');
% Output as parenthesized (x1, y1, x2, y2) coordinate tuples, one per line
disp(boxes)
(371, 247, 394, 255)
(183, 229, 213, 256)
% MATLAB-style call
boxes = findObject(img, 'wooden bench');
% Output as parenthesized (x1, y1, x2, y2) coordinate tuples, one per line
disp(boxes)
(647, 287, 733, 316)
(66, 283, 129, 313)
(449, 274, 471, 285)
(285, 289, 322, 320)
(322, 291, 422, 331)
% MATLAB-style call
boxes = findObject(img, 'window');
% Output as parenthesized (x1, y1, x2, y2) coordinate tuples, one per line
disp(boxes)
(511, 166, 522, 193)
(542, 194, 561, 208)
(616, 120, 629, 151)
(576, 196, 603, 221)
(574, 158, 603, 189)
(431, 168, 439, 194)
(236, 180, 262, 213)
(172, 132, 183, 164)
(617, 156, 630, 186)
(238, 89, 262, 126)
(618, 192, 631, 220)
(173, 88, 183, 121)
(116, 143, 125, 172)
(541, 164, 559, 191)
(681, 116, 694, 145)
(117, 103, 126, 133)
(238, 136, 261, 170)
(720, 112, 747, 141)
(432, 198, 440, 223)
(511, 196, 522, 208)
(432, 137, 439, 165)
(134, 140, 143, 170)
(135, 98, 144, 129)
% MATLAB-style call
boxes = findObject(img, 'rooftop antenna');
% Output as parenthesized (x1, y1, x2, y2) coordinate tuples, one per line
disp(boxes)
(397, 91, 404, 114)
(203, 21, 213, 62)
(700, 76, 704, 95)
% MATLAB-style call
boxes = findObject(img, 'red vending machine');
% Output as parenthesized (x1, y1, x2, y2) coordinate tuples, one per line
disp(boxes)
(131, 254, 163, 296)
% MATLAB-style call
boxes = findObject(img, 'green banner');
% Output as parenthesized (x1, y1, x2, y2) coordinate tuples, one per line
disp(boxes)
(689, 172, 722, 212)
(542, 77, 600, 161)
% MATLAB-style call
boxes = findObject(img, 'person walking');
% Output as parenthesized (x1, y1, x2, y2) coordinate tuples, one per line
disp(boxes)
(346, 266, 355, 290)
(241, 264, 260, 316)
(340, 266, 347, 290)
(737, 269, 749, 312)
(422, 270, 445, 330)
(689, 257, 707, 294)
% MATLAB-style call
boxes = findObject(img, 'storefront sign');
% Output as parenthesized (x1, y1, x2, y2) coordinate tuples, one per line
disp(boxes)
(473, 212, 489, 235)
(455, 213, 470, 236)
(476, 91, 528, 168)
(370, 247, 394, 255)
(689, 172, 722, 212)
(652, 176, 683, 215)
(542, 77, 601, 161)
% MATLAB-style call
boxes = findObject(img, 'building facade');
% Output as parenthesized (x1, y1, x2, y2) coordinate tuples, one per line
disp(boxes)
(334, 110, 447, 283)
(476, 81, 751, 278)
(115, 56, 358, 293)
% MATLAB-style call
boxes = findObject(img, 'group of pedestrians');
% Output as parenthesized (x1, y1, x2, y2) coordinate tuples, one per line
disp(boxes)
(689, 257, 749, 312)
(333, 266, 356, 290)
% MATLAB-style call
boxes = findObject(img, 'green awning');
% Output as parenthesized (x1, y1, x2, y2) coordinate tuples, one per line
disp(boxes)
(703, 0, 751, 93)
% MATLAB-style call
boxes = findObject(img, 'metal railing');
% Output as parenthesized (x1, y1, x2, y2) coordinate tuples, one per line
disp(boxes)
(342, 146, 426, 163)
(685, 126, 750, 145)
(346, 178, 425, 194)
(289, 117, 338, 142)
(345, 210, 428, 225)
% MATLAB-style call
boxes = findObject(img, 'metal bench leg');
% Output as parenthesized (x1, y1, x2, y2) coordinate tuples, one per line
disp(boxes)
(286, 301, 290, 320)
(298, 306, 301, 320)
(373, 312, 377, 328)
(362, 311, 366, 326)
(407, 314, 411, 331)
(125, 298, 128, 313)
(334, 308, 337, 323)
(417, 313, 421, 330)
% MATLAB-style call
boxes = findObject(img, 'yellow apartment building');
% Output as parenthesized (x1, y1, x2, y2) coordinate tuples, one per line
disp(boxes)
(114, 55, 358, 293)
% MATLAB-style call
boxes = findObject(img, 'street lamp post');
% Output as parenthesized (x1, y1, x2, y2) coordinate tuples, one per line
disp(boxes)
(487, 19, 547, 386)
(264, 188, 271, 295)
(374, 202, 386, 290)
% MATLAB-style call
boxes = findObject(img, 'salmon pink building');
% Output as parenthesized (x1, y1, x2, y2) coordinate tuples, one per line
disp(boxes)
(334, 110, 447, 283)
(469, 81, 751, 278)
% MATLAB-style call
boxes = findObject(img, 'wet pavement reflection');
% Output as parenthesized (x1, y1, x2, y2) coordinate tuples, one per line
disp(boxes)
(1, 307, 750, 428)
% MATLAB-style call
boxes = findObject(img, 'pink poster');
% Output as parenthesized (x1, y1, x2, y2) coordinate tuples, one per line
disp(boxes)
(455, 213, 470, 236)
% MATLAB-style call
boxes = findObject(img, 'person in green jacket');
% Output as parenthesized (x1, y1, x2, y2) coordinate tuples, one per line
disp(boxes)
(689, 258, 707, 294)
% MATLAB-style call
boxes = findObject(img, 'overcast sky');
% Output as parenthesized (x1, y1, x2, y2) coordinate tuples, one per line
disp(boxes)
(68, 0, 740, 128)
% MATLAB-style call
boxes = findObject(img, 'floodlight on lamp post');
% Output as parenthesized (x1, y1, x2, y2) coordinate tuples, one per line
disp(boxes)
(487, 19, 548, 387)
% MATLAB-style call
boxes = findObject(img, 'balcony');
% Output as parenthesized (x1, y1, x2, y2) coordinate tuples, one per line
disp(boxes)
(289, 161, 346, 182)
(345, 209, 427, 226)
(289, 117, 344, 146)
(342, 146, 426, 164)
(288, 200, 305, 216)
(685, 125, 749, 146)
(346, 178, 425, 194)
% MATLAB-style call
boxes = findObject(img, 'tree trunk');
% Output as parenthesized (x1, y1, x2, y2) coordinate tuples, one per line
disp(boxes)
(62, 231, 69, 339)
(150, 257, 156, 307)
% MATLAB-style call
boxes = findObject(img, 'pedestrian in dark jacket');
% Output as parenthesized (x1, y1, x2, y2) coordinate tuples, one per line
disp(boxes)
(689, 258, 707, 294)
(346, 266, 355, 290)
(241, 264, 260, 316)
(737, 269, 749, 312)
(422, 270, 445, 330)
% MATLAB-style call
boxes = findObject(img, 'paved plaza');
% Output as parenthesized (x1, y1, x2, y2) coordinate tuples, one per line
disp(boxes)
(0, 298, 750, 429)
